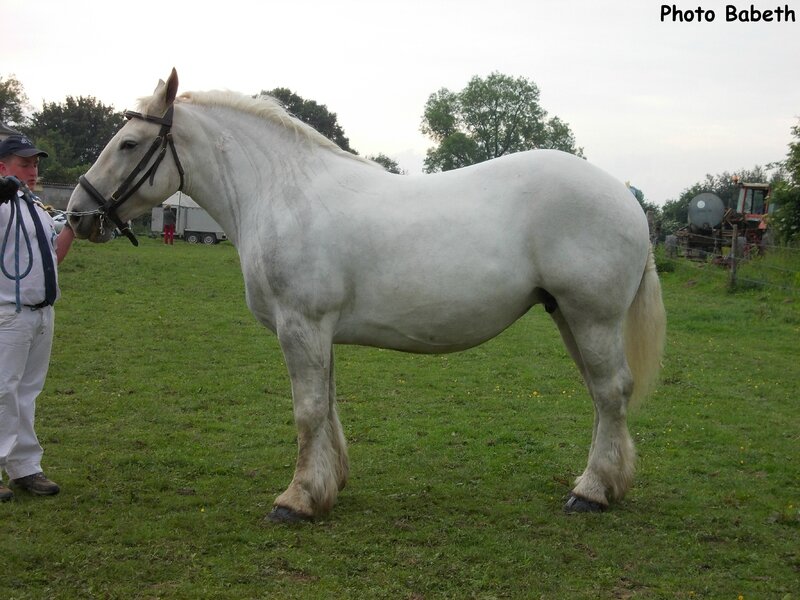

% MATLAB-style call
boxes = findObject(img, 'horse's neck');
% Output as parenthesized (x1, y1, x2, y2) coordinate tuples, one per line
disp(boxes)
(179, 106, 363, 246)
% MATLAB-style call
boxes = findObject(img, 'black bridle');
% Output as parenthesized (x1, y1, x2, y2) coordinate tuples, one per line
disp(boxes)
(77, 106, 185, 246)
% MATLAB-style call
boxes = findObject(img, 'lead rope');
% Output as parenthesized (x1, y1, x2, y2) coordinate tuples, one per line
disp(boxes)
(1, 191, 35, 312)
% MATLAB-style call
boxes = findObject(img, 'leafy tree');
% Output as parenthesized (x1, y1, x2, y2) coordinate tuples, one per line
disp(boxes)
(261, 88, 354, 153)
(420, 72, 584, 173)
(786, 120, 800, 180)
(25, 130, 89, 186)
(538, 116, 582, 154)
(660, 198, 689, 236)
(627, 183, 658, 214)
(770, 119, 800, 244)
(367, 153, 403, 174)
(24, 96, 124, 165)
(0, 74, 29, 127)
(22, 96, 124, 183)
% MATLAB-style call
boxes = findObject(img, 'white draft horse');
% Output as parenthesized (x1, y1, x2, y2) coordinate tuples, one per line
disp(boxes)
(68, 70, 666, 522)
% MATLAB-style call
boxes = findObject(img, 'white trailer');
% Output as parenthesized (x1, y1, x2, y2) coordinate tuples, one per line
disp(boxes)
(151, 192, 227, 244)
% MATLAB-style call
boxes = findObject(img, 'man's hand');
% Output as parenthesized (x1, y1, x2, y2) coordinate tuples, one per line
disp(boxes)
(0, 176, 20, 204)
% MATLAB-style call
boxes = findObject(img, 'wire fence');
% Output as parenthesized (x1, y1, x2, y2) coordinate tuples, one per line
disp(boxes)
(660, 233, 800, 295)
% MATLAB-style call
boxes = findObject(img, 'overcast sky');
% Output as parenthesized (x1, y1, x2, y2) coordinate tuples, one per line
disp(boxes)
(3, 0, 798, 204)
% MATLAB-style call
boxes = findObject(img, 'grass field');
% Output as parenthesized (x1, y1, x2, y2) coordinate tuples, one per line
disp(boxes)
(2, 237, 798, 599)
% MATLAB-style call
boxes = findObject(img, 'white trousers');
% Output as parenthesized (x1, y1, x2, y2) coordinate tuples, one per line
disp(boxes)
(0, 304, 54, 480)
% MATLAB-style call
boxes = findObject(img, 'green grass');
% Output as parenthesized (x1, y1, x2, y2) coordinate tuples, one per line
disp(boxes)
(735, 247, 800, 294)
(2, 238, 798, 599)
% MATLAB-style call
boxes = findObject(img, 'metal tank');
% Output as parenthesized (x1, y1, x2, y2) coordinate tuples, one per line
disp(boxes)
(687, 192, 725, 233)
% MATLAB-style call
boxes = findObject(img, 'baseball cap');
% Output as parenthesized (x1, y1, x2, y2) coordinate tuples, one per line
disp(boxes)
(0, 134, 49, 159)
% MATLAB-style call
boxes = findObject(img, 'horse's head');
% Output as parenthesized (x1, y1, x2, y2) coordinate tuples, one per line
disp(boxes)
(68, 69, 184, 245)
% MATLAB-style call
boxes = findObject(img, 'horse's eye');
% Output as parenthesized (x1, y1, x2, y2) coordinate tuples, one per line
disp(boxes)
(120, 140, 138, 150)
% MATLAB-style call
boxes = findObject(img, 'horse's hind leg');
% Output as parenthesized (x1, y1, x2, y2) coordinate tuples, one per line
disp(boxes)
(327, 350, 350, 492)
(551, 309, 635, 512)
(551, 309, 598, 455)
(267, 317, 349, 523)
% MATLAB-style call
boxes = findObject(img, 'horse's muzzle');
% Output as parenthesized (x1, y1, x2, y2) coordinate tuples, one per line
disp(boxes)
(70, 214, 114, 244)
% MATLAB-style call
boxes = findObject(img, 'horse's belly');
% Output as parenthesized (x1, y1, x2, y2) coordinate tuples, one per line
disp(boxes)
(333, 287, 536, 353)
(334, 320, 521, 353)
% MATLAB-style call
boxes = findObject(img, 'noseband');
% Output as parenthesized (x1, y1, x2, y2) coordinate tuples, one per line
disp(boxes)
(77, 106, 185, 246)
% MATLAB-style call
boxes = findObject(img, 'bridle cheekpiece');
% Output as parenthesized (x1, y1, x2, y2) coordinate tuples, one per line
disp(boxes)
(77, 106, 185, 246)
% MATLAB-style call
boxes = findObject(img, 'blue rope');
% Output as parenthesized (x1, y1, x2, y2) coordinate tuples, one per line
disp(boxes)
(1, 182, 36, 313)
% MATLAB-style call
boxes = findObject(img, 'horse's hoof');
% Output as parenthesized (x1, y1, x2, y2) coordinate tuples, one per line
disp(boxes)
(564, 493, 607, 513)
(266, 505, 314, 524)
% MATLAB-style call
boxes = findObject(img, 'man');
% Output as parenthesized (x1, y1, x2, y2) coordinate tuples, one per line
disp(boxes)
(162, 204, 176, 245)
(0, 134, 74, 501)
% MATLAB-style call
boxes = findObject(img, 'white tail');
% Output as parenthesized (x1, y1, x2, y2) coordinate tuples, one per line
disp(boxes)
(624, 247, 666, 407)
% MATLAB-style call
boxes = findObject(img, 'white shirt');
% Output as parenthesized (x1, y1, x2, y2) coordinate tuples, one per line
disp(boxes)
(0, 191, 60, 307)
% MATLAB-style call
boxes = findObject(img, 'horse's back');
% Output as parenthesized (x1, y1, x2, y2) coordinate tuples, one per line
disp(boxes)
(372, 150, 650, 299)
(386, 150, 647, 250)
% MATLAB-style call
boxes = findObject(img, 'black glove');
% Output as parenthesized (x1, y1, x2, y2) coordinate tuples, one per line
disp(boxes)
(0, 176, 20, 204)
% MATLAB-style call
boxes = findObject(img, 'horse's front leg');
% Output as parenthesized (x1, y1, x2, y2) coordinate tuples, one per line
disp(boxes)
(268, 316, 348, 523)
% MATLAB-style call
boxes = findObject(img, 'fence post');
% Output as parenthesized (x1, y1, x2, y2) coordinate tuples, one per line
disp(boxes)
(729, 225, 738, 288)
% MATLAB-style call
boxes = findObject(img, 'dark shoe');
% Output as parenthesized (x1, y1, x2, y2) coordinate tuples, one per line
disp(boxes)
(0, 483, 13, 501)
(12, 472, 60, 496)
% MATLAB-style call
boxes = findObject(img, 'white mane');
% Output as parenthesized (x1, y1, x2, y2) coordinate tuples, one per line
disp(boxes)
(136, 89, 375, 166)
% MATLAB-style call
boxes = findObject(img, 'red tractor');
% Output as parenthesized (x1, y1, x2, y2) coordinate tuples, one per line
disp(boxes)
(728, 179, 771, 246)
(674, 179, 772, 260)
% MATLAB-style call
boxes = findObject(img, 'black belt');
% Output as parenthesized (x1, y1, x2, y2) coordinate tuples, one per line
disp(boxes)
(23, 300, 52, 310)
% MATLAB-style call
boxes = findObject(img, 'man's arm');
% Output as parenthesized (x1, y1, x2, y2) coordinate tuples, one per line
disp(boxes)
(56, 224, 75, 264)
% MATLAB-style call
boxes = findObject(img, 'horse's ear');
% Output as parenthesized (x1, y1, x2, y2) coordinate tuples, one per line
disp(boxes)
(165, 68, 179, 106)
(149, 69, 179, 114)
